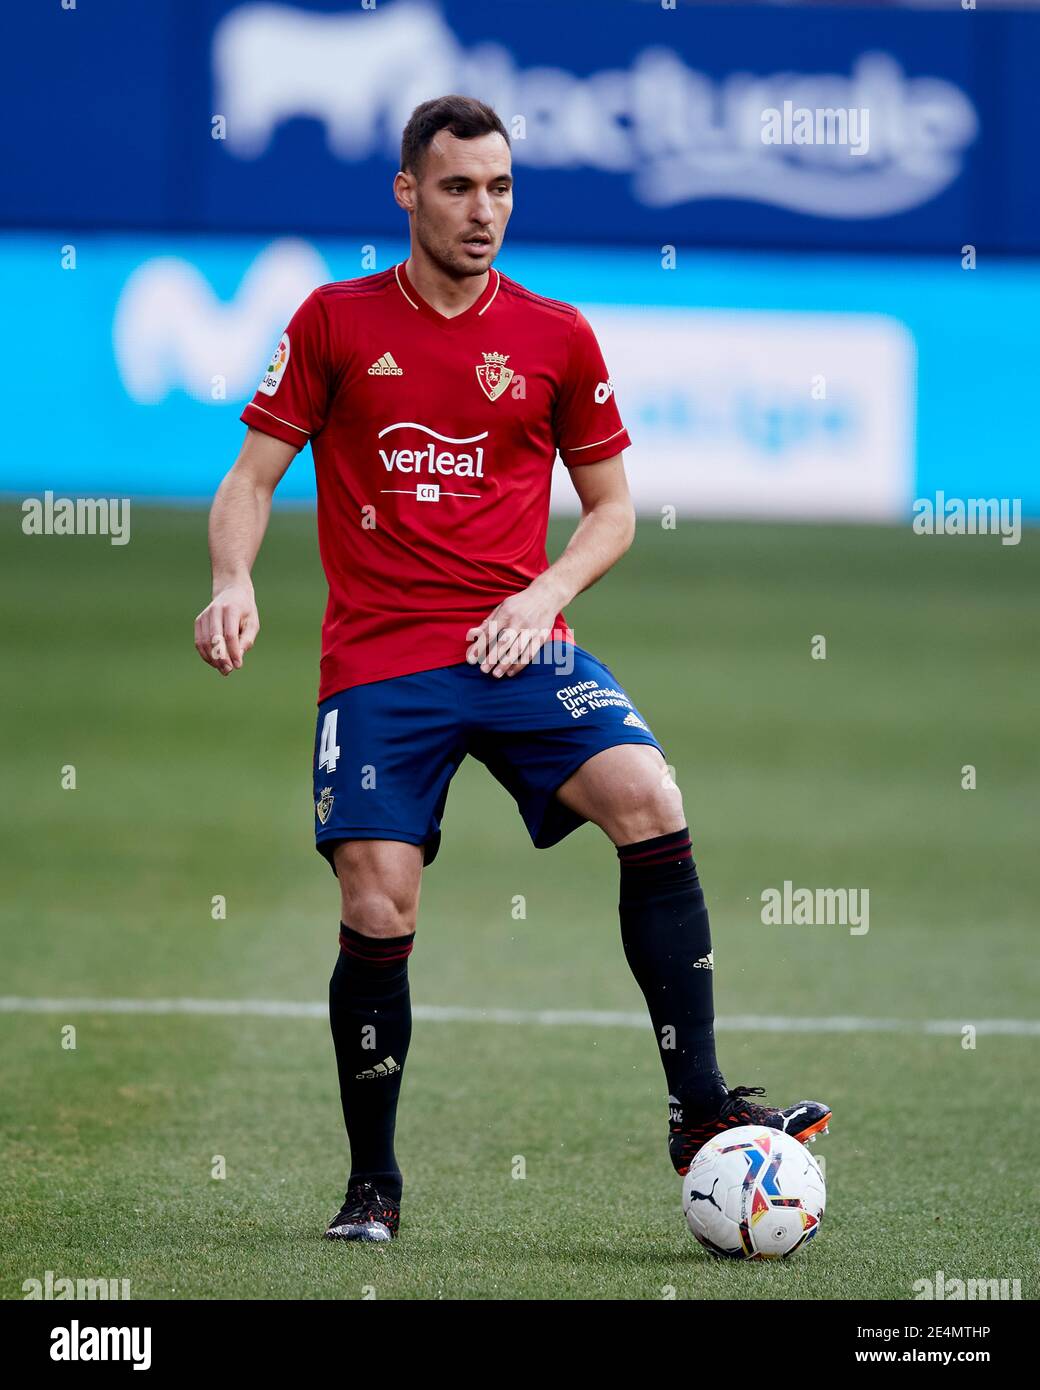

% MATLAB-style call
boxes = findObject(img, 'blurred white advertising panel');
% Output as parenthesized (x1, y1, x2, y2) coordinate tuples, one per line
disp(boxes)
(553, 308, 916, 521)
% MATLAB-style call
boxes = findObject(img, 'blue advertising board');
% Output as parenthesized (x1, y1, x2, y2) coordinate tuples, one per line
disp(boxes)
(2, 233, 1038, 519)
(4, 0, 1038, 252)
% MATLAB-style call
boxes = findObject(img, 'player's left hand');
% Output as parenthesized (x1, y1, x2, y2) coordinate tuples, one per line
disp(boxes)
(466, 579, 564, 678)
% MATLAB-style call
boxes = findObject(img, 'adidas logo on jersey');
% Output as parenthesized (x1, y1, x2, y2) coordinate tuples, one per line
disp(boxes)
(355, 1055, 401, 1080)
(368, 352, 403, 376)
(692, 951, 714, 970)
(622, 711, 649, 731)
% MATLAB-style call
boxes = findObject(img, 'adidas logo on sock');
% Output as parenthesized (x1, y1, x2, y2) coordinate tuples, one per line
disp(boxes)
(368, 352, 403, 376)
(355, 1055, 401, 1080)
(668, 1094, 683, 1125)
(622, 711, 648, 731)
(692, 951, 714, 970)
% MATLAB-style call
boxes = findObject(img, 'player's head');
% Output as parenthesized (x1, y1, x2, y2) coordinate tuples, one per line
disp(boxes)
(395, 95, 512, 278)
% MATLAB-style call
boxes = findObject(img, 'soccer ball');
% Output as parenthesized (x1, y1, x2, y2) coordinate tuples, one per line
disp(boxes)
(682, 1125, 825, 1259)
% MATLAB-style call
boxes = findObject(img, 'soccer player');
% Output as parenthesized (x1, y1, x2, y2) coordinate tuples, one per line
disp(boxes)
(195, 95, 831, 1243)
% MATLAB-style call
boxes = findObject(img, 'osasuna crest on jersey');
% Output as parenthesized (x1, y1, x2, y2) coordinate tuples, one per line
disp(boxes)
(315, 786, 334, 825)
(258, 333, 290, 395)
(475, 350, 513, 402)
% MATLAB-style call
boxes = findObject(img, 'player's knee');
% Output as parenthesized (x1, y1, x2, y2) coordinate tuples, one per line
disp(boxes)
(341, 886, 417, 938)
(608, 774, 686, 844)
(332, 839, 421, 935)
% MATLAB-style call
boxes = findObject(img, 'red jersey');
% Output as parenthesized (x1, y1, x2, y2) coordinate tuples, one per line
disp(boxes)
(241, 261, 631, 701)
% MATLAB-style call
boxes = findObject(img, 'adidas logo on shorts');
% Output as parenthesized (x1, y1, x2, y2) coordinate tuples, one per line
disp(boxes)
(368, 352, 403, 376)
(622, 711, 649, 731)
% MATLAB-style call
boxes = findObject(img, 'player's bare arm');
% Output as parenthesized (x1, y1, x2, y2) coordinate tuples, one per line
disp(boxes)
(465, 453, 635, 678)
(194, 425, 299, 676)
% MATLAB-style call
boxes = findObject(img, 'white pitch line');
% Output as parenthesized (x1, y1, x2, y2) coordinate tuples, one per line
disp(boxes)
(0, 997, 1038, 1036)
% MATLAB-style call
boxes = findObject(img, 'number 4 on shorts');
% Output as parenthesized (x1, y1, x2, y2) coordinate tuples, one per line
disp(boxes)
(318, 708, 340, 773)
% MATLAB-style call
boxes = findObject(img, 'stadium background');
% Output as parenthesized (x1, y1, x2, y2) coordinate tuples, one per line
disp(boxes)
(1, 0, 1037, 1302)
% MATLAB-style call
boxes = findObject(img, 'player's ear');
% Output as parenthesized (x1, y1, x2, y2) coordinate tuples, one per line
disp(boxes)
(393, 170, 416, 214)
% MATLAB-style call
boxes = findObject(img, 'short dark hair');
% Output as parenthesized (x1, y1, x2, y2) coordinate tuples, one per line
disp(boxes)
(400, 95, 510, 178)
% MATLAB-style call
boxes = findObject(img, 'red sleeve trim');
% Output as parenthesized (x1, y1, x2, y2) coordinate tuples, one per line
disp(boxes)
(241, 401, 310, 447)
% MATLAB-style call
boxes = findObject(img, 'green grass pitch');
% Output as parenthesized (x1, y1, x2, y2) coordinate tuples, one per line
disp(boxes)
(1, 502, 1036, 1299)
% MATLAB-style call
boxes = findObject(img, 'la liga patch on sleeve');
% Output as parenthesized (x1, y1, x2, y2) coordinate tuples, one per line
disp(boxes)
(257, 333, 290, 396)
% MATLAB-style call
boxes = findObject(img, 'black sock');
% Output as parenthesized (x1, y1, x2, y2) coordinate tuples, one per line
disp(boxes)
(329, 922, 414, 1205)
(617, 827, 728, 1117)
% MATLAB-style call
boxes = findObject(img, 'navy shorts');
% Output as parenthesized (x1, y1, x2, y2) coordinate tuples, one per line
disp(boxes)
(312, 642, 665, 869)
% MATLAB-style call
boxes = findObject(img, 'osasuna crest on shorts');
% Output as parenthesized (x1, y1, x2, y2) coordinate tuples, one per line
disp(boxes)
(315, 786, 334, 826)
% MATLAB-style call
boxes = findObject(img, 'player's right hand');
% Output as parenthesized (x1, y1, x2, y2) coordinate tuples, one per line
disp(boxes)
(194, 584, 260, 676)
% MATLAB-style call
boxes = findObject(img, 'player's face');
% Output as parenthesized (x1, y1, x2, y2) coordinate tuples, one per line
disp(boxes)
(410, 131, 513, 278)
